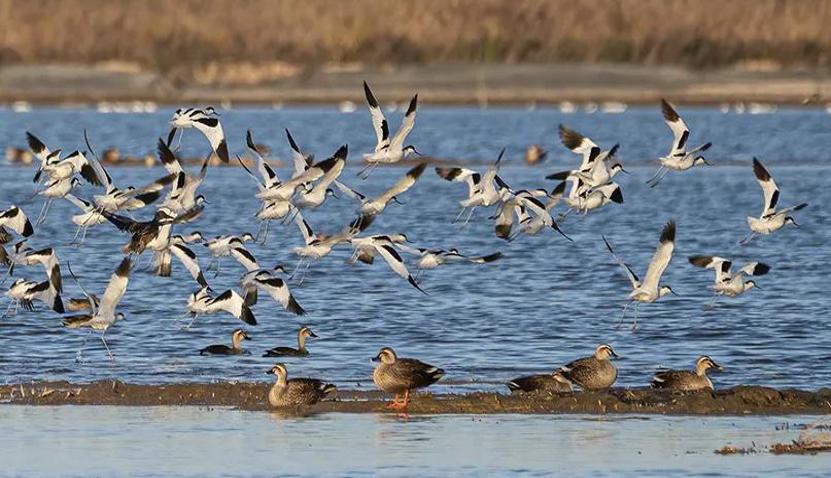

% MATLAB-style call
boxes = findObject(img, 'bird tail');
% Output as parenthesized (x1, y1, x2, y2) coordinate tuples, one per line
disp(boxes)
(52, 291, 65, 314)
(506, 381, 521, 392)
(322, 383, 338, 396)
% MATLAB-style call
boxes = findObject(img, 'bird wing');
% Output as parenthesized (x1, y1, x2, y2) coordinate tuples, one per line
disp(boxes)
(661, 99, 690, 156)
(254, 276, 294, 310)
(374, 240, 426, 293)
(26, 132, 52, 167)
(98, 256, 132, 318)
(435, 167, 482, 198)
(752, 157, 780, 217)
(333, 180, 365, 201)
(688, 255, 732, 283)
(376, 162, 426, 204)
(293, 211, 317, 245)
(170, 244, 208, 288)
(209, 289, 256, 325)
(642, 220, 676, 291)
(559, 124, 600, 170)
(230, 247, 260, 272)
(0, 206, 34, 237)
(603, 236, 641, 289)
(246, 130, 281, 188)
(156, 138, 184, 175)
(285, 129, 314, 176)
(389, 94, 418, 150)
(363, 81, 390, 151)
(192, 116, 229, 163)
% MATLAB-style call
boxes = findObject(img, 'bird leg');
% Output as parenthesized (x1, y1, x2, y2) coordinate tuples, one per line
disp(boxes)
(35, 199, 52, 226)
(297, 260, 314, 286)
(212, 258, 222, 278)
(386, 393, 402, 409)
(452, 207, 468, 224)
(183, 313, 199, 330)
(358, 162, 379, 180)
(257, 220, 270, 245)
(615, 301, 632, 329)
(704, 294, 719, 311)
(459, 207, 477, 228)
(100, 330, 114, 361)
(75, 330, 92, 362)
(631, 304, 641, 332)
(1, 299, 17, 319)
(645, 166, 667, 186)
(738, 232, 756, 246)
(289, 259, 306, 280)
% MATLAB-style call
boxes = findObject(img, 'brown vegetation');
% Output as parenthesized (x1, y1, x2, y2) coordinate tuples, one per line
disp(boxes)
(0, 0, 829, 83)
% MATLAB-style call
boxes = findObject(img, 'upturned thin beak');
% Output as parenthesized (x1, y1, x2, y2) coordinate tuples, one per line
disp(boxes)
(753, 284, 762, 290)
(670, 289, 680, 296)
(702, 159, 712, 166)
(412, 148, 424, 157)
(791, 220, 800, 228)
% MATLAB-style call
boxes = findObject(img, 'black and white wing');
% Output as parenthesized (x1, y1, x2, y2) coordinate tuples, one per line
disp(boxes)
(642, 220, 676, 291)
(363, 81, 390, 151)
(254, 276, 305, 315)
(0, 206, 34, 237)
(285, 129, 314, 176)
(375, 162, 426, 205)
(661, 99, 690, 157)
(97, 256, 132, 318)
(752, 157, 779, 217)
(208, 289, 256, 325)
(389, 94, 418, 150)
(170, 243, 209, 288)
(157, 138, 185, 175)
(374, 240, 426, 294)
(688, 255, 732, 283)
(246, 130, 281, 188)
(603, 236, 641, 290)
(230, 246, 260, 272)
(559, 124, 600, 171)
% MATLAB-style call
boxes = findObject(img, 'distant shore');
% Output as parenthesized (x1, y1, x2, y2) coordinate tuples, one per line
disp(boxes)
(1, 63, 829, 106)
(4, 381, 831, 415)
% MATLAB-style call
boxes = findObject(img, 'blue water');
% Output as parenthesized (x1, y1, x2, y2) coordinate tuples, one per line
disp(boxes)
(2, 406, 830, 477)
(0, 106, 829, 391)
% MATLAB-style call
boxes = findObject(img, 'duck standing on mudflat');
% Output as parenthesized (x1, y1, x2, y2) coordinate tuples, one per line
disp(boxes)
(199, 329, 251, 355)
(558, 344, 619, 391)
(263, 326, 317, 357)
(651, 356, 722, 392)
(506, 370, 573, 394)
(372, 347, 444, 411)
(266, 363, 337, 408)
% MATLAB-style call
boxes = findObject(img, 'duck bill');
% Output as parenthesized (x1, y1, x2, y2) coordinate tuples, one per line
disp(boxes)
(309, 332, 319, 338)
(370, 354, 382, 362)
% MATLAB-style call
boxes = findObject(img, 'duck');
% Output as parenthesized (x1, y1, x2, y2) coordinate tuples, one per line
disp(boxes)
(506, 370, 573, 394)
(372, 347, 444, 410)
(558, 344, 619, 390)
(199, 329, 251, 355)
(266, 363, 337, 408)
(263, 326, 317, 357)
(651, 356, 722, 392)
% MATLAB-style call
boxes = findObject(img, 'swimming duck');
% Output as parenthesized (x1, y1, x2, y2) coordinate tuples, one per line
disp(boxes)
(199, 329, 251, 355)
(506, 370, 573, 394)
(263, 326, 317, 357)
(372, 347, 444, 410)
(266, 363, 337, 408)
(651, 356, 722, 392)
(558, 344, 619, 390)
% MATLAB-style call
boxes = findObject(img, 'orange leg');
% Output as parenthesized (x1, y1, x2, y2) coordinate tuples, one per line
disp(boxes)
(386, 393, 402, 408)
(389, 389, 410, 411)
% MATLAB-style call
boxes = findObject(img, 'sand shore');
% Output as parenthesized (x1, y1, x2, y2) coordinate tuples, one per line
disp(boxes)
(3, 381, 831, 415)
(1, 63, 829, 106)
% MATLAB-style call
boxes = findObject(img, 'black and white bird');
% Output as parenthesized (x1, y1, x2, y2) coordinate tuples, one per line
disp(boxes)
(603, 220, 678, 330)
(7, 245, 62, 293)
(347, 235, 425, 293)
(185, 286, 256, 327)
(338, 162, 427, 229)
(168, 106, 229, 163)
(291, 211, 357, 282)
(63, 194, 108, 245)
(102, 207, 178, 255)
(397, 245, 502, 280)
(293, 145, 348, 210)
(646, 99, 712, 187)
(4, 278, 64, 317)
(62, 257, 132, 359)
(348, 233, 409, 265)
(153, 238, 209, 288)
(200, 233, 256, 275)
(557, 175, 623, 217)
(360, 81, 420, 178)
(240, 266, 305, 315)
(436, 149, 506, 225)
(548, 125, 625, 194)
(35, 176, 80, 225)
(688, 255, 770, 302)
(0, 205, 34, 244)
(741, 157, 807, 244)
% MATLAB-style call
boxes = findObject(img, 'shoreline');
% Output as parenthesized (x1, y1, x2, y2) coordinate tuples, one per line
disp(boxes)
(4, 381, 831, 415)
(1, 63, 829, 106)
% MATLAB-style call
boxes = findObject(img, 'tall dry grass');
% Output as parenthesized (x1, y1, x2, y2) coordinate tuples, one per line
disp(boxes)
(0, 0, 828, 74)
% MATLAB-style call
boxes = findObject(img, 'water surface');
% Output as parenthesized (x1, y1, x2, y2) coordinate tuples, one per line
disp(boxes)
(0, 106, 829, 390)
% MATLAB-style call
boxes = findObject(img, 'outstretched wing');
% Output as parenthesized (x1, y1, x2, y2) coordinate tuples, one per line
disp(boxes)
(661, 99, 690, 156)
(752, 157, 779, 217)
(390, 94, 418, 150)
(376, 162, 426, 204)
(98, 256, 132, 318)
(603, 236, 641, 289)
(364, 81, 390, 151)
(642, 220, 676, 290)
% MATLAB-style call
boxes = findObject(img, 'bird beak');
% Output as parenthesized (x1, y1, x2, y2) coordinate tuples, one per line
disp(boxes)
(791, 220, 800, 228)
(244, 334, 251, 340)
(264, 369, 273, 375)
(753, 284, 762, 290)
(412, 148, 424, 157)
(309, 332, 319, 338)
(713, 362, 723, 371)
(610, 350, 620, 358)
(670, 289, 680, 296)
(371, 354, 382, 362)
(619, 166, 630, 174)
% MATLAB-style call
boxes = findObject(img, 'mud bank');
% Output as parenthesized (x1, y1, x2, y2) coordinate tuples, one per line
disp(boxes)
(3, 381, 831, 414)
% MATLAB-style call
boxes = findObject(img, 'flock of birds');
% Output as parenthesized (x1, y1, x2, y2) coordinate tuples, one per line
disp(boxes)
(0, 82, 810, 410)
